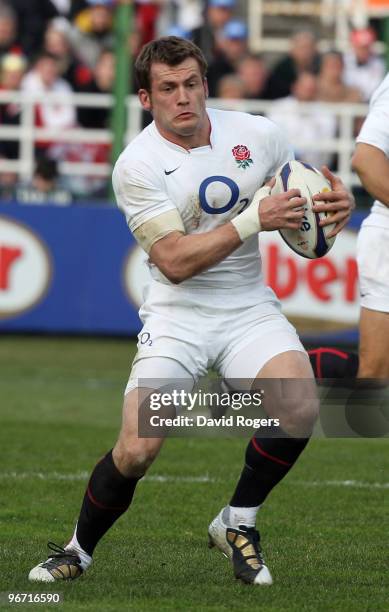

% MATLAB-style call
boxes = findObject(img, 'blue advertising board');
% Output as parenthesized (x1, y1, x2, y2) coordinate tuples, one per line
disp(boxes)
(0, 203, 141, 334)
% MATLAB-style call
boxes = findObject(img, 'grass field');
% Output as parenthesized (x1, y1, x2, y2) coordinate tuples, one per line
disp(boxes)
(0, 336, 388, 612)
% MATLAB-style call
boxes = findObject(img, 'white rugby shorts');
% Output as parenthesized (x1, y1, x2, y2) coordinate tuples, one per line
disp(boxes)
(125, 280, 305, 394)
(357, 212, 389, 313)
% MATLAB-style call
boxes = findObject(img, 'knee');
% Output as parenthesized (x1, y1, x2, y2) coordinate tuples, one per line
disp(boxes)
(279, 398, 320, 437)
(114, 438, 160, 478)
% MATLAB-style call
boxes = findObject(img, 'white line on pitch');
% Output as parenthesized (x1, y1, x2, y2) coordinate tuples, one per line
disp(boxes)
(295, 479, 389, 489)
(0, 472, 214, 483)
(146, 474, 214, 483)
(0, 472, 388, 489)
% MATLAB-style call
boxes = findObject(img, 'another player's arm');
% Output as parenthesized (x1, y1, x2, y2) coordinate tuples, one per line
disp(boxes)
(311, 166, 355, 238)
(144, 186, 306, 284)
(352, 143, 389, 207)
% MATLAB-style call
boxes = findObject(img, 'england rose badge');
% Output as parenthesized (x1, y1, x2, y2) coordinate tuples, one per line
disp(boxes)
(232, 145, 253, 170)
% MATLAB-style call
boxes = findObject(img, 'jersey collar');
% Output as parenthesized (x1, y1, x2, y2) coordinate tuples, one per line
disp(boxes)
(149, 110, 216, 153)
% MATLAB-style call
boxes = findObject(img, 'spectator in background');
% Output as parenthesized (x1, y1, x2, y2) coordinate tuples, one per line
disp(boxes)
(191, 0, 236, 63)
(69, 0, 114, 69)
(317, 51, 362, 103)
(135, 0, 163, 47)
(0, 163, 17, 200)
(0, 45, 21, 202)
(53, 50, 114, 200)
(43, 18, 92, 90)
(216, 73, 245, 99)
(15, 156, 72, 205)
(207, 19, 248, 97)
(237, 53, 272, 100)
(167, 0, 203, 35)
(0, 4, 20, 58)
(343, 27, 385, 102)
(164, 24, 192, 40)
(267, 71, 337, 170)
(77, 49, 114, 127)
(68, 0, 89, 20)
(21, 52, 76, 154)
(0, 53, 27, 160)
(267, 29, 321, 100)
(50, 0, 84, 19)
(9, 0, 59, 57)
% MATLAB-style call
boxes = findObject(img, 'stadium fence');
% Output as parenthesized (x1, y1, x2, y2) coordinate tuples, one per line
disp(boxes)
(0, 90, 368, 190)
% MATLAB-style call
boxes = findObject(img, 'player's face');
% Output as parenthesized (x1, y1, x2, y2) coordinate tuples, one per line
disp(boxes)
(139, 58, 209, 148)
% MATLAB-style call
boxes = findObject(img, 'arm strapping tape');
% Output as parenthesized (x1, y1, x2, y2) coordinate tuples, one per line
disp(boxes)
(133, 209, 185, 253)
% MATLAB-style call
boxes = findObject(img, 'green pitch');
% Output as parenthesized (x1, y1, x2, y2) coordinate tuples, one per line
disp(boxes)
(0, 337, 388, 611)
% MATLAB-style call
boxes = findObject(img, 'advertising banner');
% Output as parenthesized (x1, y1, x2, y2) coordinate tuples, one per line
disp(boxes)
(0, 203, 365, 342)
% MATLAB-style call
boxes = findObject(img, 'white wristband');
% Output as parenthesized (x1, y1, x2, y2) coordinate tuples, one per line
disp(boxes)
(231, 185, 271, 241)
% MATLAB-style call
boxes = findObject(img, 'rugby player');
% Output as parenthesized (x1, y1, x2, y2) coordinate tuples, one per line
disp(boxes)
(352, 73, 389, 379)
(29, 37, 354, 586)
(308, 75, 389, 385)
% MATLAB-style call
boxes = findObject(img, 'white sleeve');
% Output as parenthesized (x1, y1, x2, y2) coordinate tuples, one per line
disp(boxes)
(357, 75, 389, 157)
(112, 159, 178, 233)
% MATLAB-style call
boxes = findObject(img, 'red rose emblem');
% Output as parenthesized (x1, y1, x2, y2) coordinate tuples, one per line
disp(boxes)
(232, 145, 253, 169)
(232, 145, 251, 161)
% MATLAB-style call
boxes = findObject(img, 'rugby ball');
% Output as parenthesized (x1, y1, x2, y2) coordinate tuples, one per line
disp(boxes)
(271, 160, 336, 259)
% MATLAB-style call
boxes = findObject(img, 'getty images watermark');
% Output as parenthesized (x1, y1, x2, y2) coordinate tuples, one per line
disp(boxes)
(137, 377, 389, 438)
(139, 386, 281, 435)
(149, 388, 279, 429)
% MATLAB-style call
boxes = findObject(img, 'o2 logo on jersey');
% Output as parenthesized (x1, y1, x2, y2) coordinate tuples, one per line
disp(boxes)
(139, 332, 152, 346)
(199, 176, 249, 215)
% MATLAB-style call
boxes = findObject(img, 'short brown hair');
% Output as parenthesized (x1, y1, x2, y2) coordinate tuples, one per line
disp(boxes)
(135, 36, 208, 92)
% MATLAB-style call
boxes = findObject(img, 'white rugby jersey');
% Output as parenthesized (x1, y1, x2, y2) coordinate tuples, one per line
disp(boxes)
(357, 73, 389, 224)
(113, 108, 293, 289)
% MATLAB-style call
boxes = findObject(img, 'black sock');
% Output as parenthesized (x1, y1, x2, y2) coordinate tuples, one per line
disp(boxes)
(308, 347, 359, 382)
(230, 433, 309, 508)
(76, 450, 140, 556)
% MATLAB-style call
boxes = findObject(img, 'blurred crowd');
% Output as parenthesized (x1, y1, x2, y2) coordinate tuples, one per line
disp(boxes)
(0, 0, 386, 203)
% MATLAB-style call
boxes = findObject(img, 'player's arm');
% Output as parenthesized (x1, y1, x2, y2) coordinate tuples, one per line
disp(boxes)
(352, 143, 389, 207)
(148, 185, 306, 284)
(149, 224, 241, 284)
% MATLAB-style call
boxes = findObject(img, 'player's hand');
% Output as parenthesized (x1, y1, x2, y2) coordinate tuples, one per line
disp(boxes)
(259, 187, 306, 231)
(312, 166, 355, 238)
